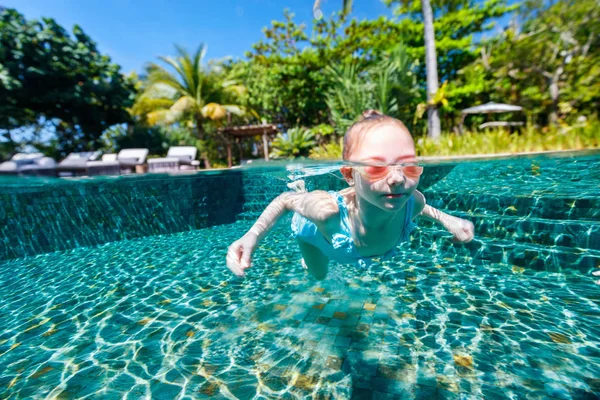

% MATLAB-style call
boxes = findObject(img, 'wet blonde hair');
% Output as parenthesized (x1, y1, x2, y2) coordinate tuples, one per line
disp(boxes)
(342, 110, 411, 160)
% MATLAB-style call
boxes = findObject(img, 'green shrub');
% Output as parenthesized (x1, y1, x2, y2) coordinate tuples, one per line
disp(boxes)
(270, 127, 316, 159)
(309, 139, 343, 160)
(416, 118, 600, 157)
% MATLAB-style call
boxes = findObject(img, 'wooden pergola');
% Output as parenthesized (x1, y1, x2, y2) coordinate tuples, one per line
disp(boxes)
(218, 124, 279, 168)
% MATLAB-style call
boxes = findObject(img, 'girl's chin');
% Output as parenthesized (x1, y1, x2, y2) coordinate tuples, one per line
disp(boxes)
(380, 197, 408, 209)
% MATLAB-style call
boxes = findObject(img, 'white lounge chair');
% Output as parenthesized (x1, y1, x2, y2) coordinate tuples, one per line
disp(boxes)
(57, 151, 102, 177)
(0, 153, 57, 176)
(148, 146, 199, 173)
(86, 149, 148, 176)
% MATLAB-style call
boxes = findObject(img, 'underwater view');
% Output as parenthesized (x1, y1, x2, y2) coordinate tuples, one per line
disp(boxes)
(2, 0, 600, 397)
(1, 152, 599, 399)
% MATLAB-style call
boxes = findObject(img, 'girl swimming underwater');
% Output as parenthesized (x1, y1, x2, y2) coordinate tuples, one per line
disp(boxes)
(226, 110, 475, 279)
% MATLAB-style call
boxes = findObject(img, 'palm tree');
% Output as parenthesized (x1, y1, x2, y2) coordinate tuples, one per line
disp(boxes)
(421, 0, 441, 139)
(132, 44, 244, 168)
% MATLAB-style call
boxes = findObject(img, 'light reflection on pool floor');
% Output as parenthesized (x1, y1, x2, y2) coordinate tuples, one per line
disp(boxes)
(0, 218, 599, 399)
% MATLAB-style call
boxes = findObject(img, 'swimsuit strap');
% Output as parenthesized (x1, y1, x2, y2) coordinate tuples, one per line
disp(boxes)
(332, 191, 352, 232)
(328, 191, 358, 257)
(400, 194, 416, 243)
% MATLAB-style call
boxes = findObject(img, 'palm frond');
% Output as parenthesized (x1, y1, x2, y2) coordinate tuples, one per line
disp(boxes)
(221, 105, 245, 116)
(146, 64, 188, 96)
(142, 82, 179, 100)
(156, 56, 189, 91)
(134, 43, 245, 132)
(146, 109, 172, 125)
(172, 46, 200, 98)
(170, 96, 196, 114)
(201, 103, 228, 120)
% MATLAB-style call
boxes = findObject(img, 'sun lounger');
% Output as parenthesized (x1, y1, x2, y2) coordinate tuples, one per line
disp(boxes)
(86, 149, 148, 176)
(0, 153, 57, 176)
(117, 148, 149, 173)
(148, 146, 199, 173)
(57, 151, 102, 177)
(86, 154, 119, 176)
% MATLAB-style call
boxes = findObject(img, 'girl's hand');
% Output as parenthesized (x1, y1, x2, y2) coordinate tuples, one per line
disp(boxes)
(226, 232, 258, 277)
(593, 270, 600, 285)
(445, 217, 475, 243)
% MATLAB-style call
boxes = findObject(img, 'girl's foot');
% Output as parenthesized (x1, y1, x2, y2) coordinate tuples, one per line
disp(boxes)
(593, 270, 600, 285)
(301, 258, 308, 270)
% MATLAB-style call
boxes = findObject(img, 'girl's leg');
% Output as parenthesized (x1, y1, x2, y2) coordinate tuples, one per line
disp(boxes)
(297, 239, 329, 280)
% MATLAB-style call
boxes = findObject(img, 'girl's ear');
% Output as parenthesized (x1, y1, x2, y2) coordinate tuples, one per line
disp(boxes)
(340, 166, 354, 185)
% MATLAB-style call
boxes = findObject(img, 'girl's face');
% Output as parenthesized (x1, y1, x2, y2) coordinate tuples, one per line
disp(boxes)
(341, 123, 420, 212)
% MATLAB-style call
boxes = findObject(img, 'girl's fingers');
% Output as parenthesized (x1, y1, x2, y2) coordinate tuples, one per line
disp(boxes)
(240, 249, 252, 269)
(226, 244, 245, 277)
(592, 270, 600, 276)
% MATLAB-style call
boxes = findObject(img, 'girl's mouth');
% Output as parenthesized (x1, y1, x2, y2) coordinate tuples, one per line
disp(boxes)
(383, 193, 405, 198)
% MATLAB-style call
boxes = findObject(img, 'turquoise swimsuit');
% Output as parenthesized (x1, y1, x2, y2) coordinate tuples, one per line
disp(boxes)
(291, 191, 417, 267)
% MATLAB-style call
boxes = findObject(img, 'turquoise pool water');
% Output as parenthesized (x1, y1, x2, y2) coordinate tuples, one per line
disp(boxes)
(1, 152, 599, 399)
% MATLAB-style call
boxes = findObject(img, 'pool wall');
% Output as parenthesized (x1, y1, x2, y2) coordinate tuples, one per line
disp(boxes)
(1, 168, 358, 260)
(0, 173, 249, 260)
(1, 158, 599, 274)
(1, 166, 432, 260)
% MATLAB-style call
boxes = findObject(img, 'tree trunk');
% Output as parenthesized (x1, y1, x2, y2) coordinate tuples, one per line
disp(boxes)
(421, 0, 441, 139)
(548, 66, 563, 126)
(195, 117, 211, 169)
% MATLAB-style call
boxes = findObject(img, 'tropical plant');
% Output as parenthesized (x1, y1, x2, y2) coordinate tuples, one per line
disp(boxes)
(270, 127, 316, 159)
(0, 8, 135, 158)
(325, 62, 371, 133)
(233, 10, 350, 128)
(327, 0, 441, 137)
(490, 0, 600, 126)
(325, 45, 416, 133)
(415, 117, 600, 156)
(131, 44, 245, 168)
(100, 124, 196, 155)
(309, 140, 343, 160)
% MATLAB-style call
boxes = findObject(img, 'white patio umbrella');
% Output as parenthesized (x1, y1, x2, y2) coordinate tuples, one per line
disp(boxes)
(461, 102, 523, 114)
(459, 102, 524, 133)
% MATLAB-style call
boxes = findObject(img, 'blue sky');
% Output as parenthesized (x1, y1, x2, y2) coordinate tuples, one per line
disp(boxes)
(4, 0, 395, 74)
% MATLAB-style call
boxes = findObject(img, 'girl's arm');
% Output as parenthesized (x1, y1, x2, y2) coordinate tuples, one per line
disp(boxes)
(226, 191, 339, 277)
(413, 191, 475, 243)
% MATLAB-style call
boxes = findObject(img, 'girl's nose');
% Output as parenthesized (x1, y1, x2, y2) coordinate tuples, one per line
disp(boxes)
(386, 166, 405, 186)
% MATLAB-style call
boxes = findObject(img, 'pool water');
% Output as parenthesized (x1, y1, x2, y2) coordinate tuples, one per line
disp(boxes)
(1, 152, 599, 399)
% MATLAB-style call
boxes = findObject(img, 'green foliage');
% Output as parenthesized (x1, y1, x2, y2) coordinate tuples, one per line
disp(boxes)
(101, 124, 172, 155)
(270, 127, 316, 159)
(0, 8, 136, 158)
(231, 10, 352, 128)
(416, 118, 600, 156)
(309, 139, 343, 160)
(3, 1, 599, 163)
(325, 45, 417, 133)
(338, 0, 517, 132)
(132, 44, 245, 167)
(489, 0, 600, 125)
(310, 123, 335, 137)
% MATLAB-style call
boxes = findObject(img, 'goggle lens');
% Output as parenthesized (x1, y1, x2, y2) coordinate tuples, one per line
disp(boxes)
(357, 164, 423, 180)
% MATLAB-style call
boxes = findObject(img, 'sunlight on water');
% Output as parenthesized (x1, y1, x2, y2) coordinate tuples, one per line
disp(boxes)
(0, 151, 599, 399)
